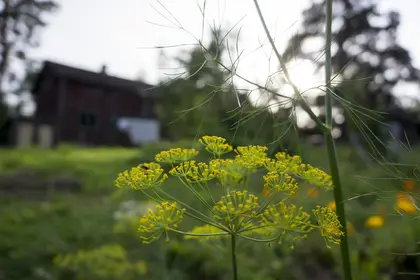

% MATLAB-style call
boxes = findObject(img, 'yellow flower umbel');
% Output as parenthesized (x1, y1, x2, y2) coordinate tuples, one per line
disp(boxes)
(272, 152, 304, 173)
(170, 161, 218, 183)
(301, 166, 334, 191)
(234, 145, 268, 169)
(115, 135, 343, 277)
(313, 206, 344, 247)
(155, 148, 199, 164)
(115, 162, 168, 190)
(263, 171, 299, 196)
(261, 202, 312, 247)
(213, 190, 260, 229)
(138, 202, 185, 244)
(365, 215, 384, 229)
(210, 159, 246, 187)
(199, 136, 233, 156)
(266, 153, 333, 191)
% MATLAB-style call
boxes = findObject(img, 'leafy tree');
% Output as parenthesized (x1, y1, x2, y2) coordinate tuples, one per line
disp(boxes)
(282, 0, 420, 152)
(0, 0, 58, 106)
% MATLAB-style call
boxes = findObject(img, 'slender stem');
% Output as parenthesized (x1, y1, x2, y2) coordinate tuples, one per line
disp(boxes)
(231, 234, 238, 280)
(252, 0, 329, 134)
(237, 234, 279, 243)
(324, 0, 353, 279)
(171, 229, 229, 237)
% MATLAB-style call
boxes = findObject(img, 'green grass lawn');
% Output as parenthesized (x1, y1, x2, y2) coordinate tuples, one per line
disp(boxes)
(0, 145, 141, 192)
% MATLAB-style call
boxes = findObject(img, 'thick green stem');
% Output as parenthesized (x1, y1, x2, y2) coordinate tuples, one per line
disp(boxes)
(252, 0, 352, 278)
(231, 234, 238, 280)
(324, 0, 353, 279)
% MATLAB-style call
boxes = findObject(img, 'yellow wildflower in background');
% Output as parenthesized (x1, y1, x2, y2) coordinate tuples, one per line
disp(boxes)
(262, 188, 271, 197)
(199, 136, 233, 156)
(365, 215, 384, 229)
(346, 222, 355, 237)
(396, 192, 417, 214)
(307, 187, 319, 198)
(403, 179, 415, 191)
(327, 201, 336, 211)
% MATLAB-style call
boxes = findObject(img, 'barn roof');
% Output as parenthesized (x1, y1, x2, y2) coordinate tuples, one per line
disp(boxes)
(32, 60, 155, 98)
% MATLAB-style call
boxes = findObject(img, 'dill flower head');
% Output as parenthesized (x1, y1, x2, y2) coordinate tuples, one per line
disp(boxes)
(275, 152, 303, 167)
(263, 171, 299, 196)
(269, 153, 333, 191)
(261, 202, 312, 243)
(213, 190, 260, 227)
(199, 135, 233, 156)
(115, 162, 168, 190)
(313, 206, 344, 247)
(155, 148, 199, 164)
(138, 201, 185, 244)
(170, 161, 218, 183)
(184, 224, 228, 241)
(271, 153, 305, 174)
(301, 165, 334, 191)
(210, 159, 246, 187)
(234, 145, 268, 169)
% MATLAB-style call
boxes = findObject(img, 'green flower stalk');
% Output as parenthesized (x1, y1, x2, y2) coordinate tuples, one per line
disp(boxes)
(115, 136, 345, 280)
(251, 0, 353, 278)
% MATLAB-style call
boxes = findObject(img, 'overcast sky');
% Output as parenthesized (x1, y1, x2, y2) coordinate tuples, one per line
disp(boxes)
(29, 0, 420, 89)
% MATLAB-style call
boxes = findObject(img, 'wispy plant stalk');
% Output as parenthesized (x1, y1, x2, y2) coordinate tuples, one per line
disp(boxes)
(253, 0, 353, 279)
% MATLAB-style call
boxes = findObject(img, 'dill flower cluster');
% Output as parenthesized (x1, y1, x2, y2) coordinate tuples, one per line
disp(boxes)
(115, 135, 343, 250)
(138, 201, 185, 244)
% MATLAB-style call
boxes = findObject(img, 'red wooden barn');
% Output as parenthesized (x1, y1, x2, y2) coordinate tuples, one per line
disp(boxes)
(32, 60, 159, 147)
